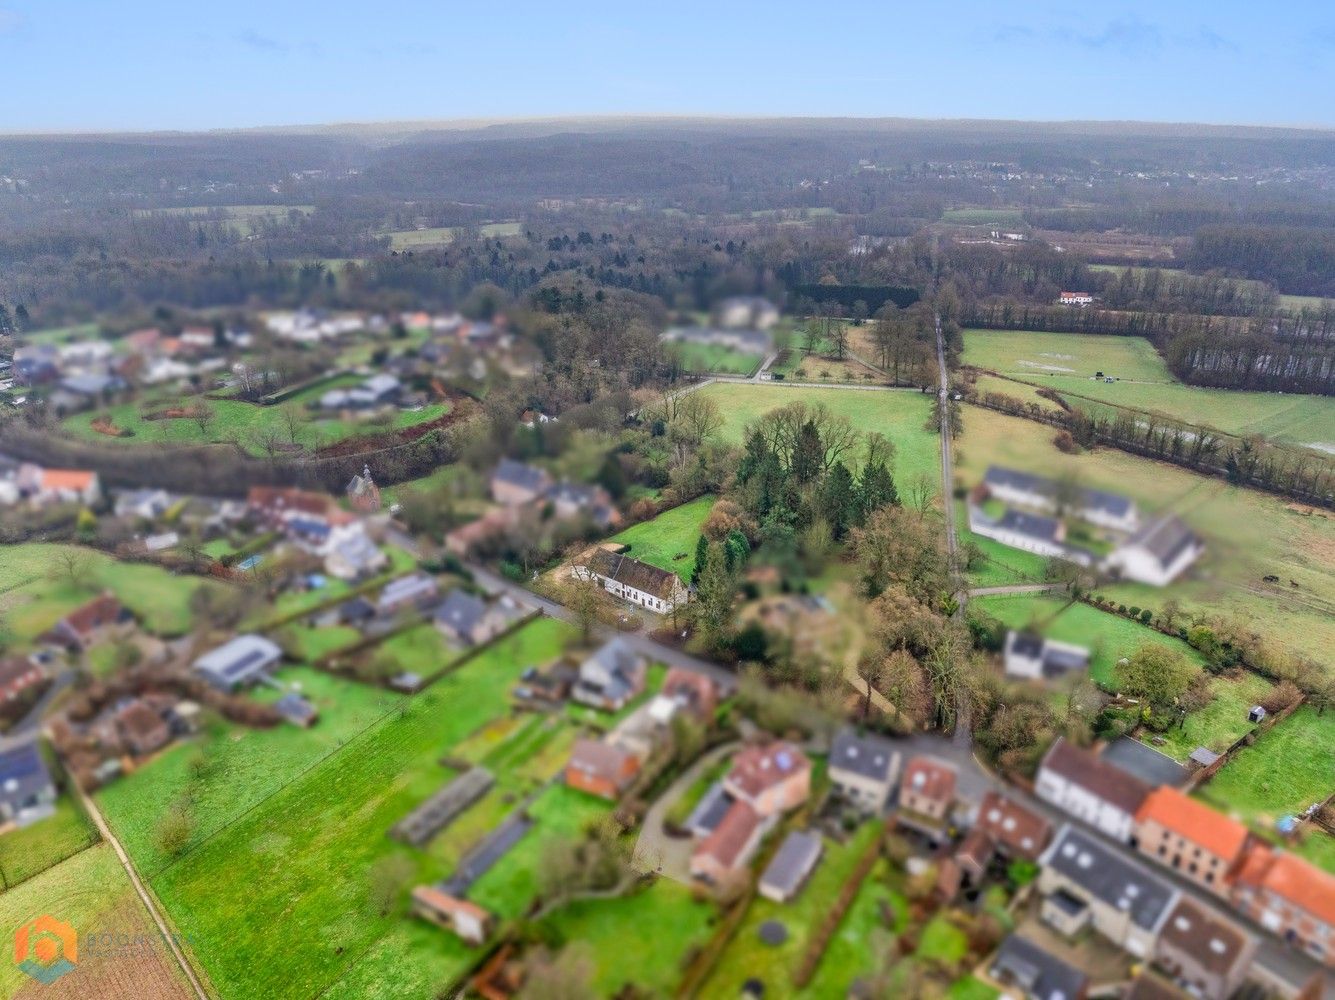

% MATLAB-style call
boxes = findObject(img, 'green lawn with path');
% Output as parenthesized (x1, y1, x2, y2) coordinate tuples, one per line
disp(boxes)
(126, 619, 571, 1000)
(610, 495, 718, 582)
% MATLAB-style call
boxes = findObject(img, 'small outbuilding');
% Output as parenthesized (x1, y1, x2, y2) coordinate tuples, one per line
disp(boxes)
(758, 830, 824, 902)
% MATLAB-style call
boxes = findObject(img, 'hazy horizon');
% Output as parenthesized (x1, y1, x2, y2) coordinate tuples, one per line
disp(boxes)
(1, 1, 1333, 131)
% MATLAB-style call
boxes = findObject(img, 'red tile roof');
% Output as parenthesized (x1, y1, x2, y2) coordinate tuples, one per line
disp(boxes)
(727, 742, 810, 798)
(1136, 787, 1250, 862)
(1235, 844, 1335, 926)
(901, 755, 957, 804)
(40, 469, 97, 493)
(412, 886, 489, 924)
(695, 800, 761, 869)
(976, 791, 1052, 858)
(62, 593, 125, 639)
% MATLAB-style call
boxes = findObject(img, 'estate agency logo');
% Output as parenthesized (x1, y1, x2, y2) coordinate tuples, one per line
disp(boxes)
(14, 914, 78, 984)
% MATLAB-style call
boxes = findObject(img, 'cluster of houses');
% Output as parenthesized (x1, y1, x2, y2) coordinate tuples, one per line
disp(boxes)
(246, 485, 388, 581)
(659, 295, 781, 361)
(1034, 736, 1335, 978)
(0, 459, 101, 509)
(445, 458, 620, 557)
(8, 325, 249, 410)
(969, 464, 1203, 586)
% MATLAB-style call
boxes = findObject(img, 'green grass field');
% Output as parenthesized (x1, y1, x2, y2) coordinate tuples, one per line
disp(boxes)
(955, 406, 1335, 668)
(0, 543, 226, 644)
(63, 396, 448, 457)
(667, 341, 764, 376)
(134, 203, 314, 235)
(694, 384, 941, 493)
(610, 495, 718, 582)
(699, 821, 885, 999)
(118, 619, 571, 999)
(1198, 706, 1335, 831)
(385, 221, 522, 249)
(97, 667, 406, 874)
(962, 329, 1335, 448)
(1140, 671, 1275, 764)
(0, 797, 99, 890)
(971, 594, 1205, 686)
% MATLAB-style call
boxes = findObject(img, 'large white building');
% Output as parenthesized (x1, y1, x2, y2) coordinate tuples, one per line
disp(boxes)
(571, 549, 689, 615)
(1104, 514, 1203, 587)
(1035, 738, 1151, 843)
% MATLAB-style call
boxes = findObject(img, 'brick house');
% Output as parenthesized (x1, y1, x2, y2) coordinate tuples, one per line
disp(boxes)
(975, 791, 1052, 861)
(564, 739, 640, 801)
(1230, 845, 1335, 966)
(45, 593, 133, 652)
(724, 742, 811, 817)
(1133, 786, 1251, 898)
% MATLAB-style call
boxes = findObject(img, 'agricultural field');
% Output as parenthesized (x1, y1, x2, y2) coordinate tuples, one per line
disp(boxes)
(63, 394, 448, 457)
(694, 383, 941, 492)
(134, 203, 314, 234)
(971, 593, 1205, 687)
(1198, 706, 1335, 838)
(0, 543, 226, 643)
(955, 406, 1335, 668)
(941, 208, 1025, 226)
(384, 221, 522, 249)
(0, 843, 198, 999)
(121, 619, 571, 1000)
(610, 495, 718, 582)
(770, 349, 883, 384)
(962, 328, 1335, 448)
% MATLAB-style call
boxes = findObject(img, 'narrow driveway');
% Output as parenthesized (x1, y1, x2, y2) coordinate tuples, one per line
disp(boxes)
(634, 741, 738, 882)
(968, 584, 1062, 597)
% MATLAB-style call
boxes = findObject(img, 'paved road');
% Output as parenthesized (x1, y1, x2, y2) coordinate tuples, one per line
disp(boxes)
(75, 784, 211, 1000)
(706, 376, 919, 392)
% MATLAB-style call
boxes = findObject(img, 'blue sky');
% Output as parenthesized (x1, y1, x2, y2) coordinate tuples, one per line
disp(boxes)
(1, 1, 1332, 131)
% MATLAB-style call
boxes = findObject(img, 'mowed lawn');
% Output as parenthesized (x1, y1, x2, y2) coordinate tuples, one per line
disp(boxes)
(610, 495, 718, 582)
(956, 406, 1335, 668)
(0, 543, 227, 642)
(667, 341, 764, 376)
(971, 594, 1205, 687)
(137, 619, 572, 1000)
(64, 396, 447, 457)
(962, 329, 1335, 447)
(695, 383, 941, 489)
(1198, 706, 1335, 830)
(1142, 671, 1276, 764)
(0, 796, 99, 890)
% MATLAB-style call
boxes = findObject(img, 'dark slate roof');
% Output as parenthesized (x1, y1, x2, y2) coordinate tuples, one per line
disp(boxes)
(1040, 825, 1177, 932)
(1039, 737, 1152, 814)
(990, 934, 1089, 1000)
(434, 590, 489, 636)
(997, 509, 1061, 543)
(1124, 514, 1199, 568)
(585, 549, 682, 599)
(1042, 645, 1090, 678)
(392, 768, 494, 847)
(0, 742, 53, 810)
(1101, 737, 1190, 789)
(829, 727, 900, 784)
(684, 780, 733, 837)
(274, 693, 317, 725)
(1009, 631, 1044, 659)
(493, 458, 549, 494)
(759, 830, 823, 897)
(984, 464, 1134, 518)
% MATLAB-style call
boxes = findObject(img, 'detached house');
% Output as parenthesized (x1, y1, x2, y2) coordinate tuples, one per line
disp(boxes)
(726, 742, 812, 817)
(1035, 738, 1151, 843)
(490, 459, 552, 506)
(1105, 514, 1203, 587)
(974, 791, 1052, 862)
(1132, 786, 1251, 898)
(192, 634, 283, 692)
(564, 738, 640, 800)
(433, 590, 513, 647)
(572, 638, 647, 711)
(45, 593, 132, 652)
(829, 727, 902, 814)
(1003, 631, 1090, 681)
(897, 755, 957, 840)
(17, 465, 100, 507)
(571, 549, 689, 614)
(0, 657, 46, 703)
(0, 742, 56, 828)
